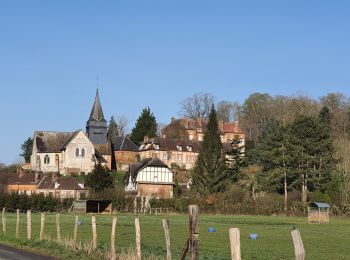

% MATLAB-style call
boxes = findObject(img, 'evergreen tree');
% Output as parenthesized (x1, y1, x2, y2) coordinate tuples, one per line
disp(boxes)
(130, 107, 158, 144)
(20, 137, 33, 163)
(86, 163, 114, 193)
(108, 116, 119, 140)
(249, 120, 294, 211)
(192, 105, 228, 193)
(226, 136, 245, 181)
(288, 115, 337, 203)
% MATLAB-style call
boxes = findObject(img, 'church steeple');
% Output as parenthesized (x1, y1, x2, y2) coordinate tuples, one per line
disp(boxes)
(89, 88, 106, 122)
(86, 89, 108, 144)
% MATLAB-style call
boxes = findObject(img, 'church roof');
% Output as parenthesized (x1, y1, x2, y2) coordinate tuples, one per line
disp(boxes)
(112, 136, 139, 152)
(88, 89, 106, 122)
(34, 131, 73, 153)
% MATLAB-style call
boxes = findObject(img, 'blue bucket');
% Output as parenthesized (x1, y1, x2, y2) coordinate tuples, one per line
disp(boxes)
(208, 227, 216, 233)
(77, 220, 84, 226)
(249, 233, 258, 239)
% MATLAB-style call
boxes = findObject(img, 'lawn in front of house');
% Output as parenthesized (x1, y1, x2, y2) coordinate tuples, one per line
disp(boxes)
(0, 212, 349, 259)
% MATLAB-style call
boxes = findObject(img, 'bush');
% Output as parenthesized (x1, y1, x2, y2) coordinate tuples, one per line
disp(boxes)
(0, 193, 73, 212)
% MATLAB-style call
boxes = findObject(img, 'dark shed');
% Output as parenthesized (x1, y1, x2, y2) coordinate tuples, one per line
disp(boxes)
(73, 200, 112, 214)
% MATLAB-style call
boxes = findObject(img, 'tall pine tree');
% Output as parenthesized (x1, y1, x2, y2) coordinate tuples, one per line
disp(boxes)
(192, 105, 228, 193)
(130, 107, 158, 144)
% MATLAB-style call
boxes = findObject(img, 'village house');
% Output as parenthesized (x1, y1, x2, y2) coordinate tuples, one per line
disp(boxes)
(37, 175, 88, 200)
(138, 137, 200, 170)
(4, 172, 45, 195)
(162, 117, 246, 144)
(1, 172, 87, 199)
(30, 90, 110, 175)
(111, 136, 139, 171)
(125, 158, 174, 199)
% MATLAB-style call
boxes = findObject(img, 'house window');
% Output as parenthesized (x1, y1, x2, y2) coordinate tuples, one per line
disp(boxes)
(178, 155, 183, 163)
(163, 153, 167, 160)
(44, 155, 50, 164)
(81, 148, 85, 158)
(76, 148, 79, 157)
(80, 192, 86, 199)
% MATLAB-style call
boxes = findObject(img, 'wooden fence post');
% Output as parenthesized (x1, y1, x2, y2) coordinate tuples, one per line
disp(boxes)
(291, 229, 305, 260)
(27, 210, 31, 240)
(73, 215, 79, 247)
(40, 213, 45, 240)
(162, 219, 172, 260)
(92, 215, 97, 250)
(2, 208, 6, 235)
(135, 218, 141, 260)
(229, 228, 241, 260)
(111, 216, 117, 260)
(56, 213, 61, 242)
(189, 205, 199, 260)
(16, 209, 20, 239)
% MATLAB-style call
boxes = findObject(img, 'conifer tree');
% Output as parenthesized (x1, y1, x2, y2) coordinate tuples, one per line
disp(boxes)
(86, 163, 114, 193)
(108, 116, 119, 140)
(20, 137, 33, 163)
(130, 107, 158, 144)
(192, 105, 228, 193)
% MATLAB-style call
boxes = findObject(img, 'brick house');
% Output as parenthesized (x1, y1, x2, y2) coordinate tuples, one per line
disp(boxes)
(162, 117, 246, 144)
(125, 158, 174, 198)
(138, 137, 200, 170)
(3, 172, 45, 195)
(111, 136, 139, 171)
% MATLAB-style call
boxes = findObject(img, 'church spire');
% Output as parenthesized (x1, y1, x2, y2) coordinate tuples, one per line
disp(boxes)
(89, 88, 106, 122)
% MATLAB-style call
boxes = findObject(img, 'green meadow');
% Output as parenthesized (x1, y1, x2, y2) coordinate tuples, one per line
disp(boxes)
(0, 212, 349, 259)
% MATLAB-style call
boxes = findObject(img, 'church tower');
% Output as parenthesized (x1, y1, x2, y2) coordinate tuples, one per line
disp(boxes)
(86, 89, 108, 144)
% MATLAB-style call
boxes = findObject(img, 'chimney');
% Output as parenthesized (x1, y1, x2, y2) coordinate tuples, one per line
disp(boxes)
(54, 182, 59, 189)
(171, 117, 176, 123)
(51, 172, 56, 181)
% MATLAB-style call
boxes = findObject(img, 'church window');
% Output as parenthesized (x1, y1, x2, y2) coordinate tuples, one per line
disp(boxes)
(81, 148, 85, 158)
(44, 155, 50, 164)
(55, 154, 59, 165)
(75, 148, 79, 157)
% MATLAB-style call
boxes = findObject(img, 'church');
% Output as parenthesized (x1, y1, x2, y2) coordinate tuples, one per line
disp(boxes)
(30, 90, 111, 175)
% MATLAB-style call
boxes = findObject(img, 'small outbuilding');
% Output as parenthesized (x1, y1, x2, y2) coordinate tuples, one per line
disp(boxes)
(72, 200, 112, 214)
(308, 202, 330, 224)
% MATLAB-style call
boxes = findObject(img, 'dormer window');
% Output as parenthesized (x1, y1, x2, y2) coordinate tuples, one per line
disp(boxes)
(154, 144, 160, 150)
(177, 145, 183, 151)
(187, 146, 192, 152)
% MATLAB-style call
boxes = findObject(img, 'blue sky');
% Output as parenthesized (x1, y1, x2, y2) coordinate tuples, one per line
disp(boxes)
(0, 1, 349, 164)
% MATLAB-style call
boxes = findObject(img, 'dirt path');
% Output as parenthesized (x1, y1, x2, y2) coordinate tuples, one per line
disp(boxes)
(0, 243, 57, 260)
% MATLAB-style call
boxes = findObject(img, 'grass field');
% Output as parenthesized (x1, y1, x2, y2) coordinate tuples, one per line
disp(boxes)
(0, 212, 349, 259)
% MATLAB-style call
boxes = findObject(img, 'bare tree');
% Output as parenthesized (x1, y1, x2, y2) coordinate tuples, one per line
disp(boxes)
(180, 93, 215, 119)
(116, 115, 129, 136)
(216, 101, 241, 122)
(157, 122, 167, 137)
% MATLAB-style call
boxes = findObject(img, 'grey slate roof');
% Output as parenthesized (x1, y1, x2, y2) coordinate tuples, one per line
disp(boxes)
(35, 131, 73, 153)
(112, 136, 138, 152)
(88, 88, 106, 122)
(37, 175, 86, 190)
